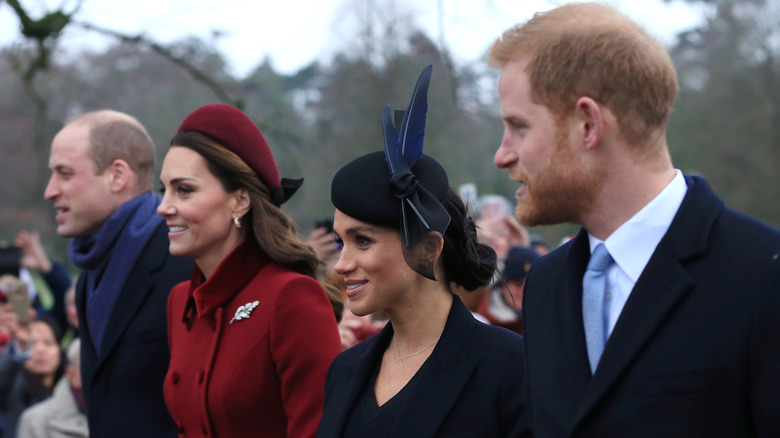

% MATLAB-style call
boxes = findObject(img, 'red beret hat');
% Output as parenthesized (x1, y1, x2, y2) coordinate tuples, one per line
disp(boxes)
(178, 104, 280, 191)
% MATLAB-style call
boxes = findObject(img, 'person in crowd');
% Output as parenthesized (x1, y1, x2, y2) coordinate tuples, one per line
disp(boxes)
(58, 286, 78, 349)
(490, 3, 780, 436)
(337, 299, 386, 351)
(158, 103, 342, 438)
(44, 110, 193, 437)
(0, 313, 65, 438)
(307, 219, 341, 278)
(528, 233, 550, 255)
(14, 230, 71, 334)
(317, 66, 527, 437)
(477, 246, 540, 334)
(474, 198, 530, 268)
(16, 338, 87, 438)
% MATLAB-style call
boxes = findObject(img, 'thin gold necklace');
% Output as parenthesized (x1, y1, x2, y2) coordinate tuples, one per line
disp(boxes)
(392, 337, 440, 363)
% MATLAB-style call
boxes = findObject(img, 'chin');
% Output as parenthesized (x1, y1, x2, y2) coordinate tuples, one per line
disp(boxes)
(168, 245, 192, 258)
(348, 300, 374, 318)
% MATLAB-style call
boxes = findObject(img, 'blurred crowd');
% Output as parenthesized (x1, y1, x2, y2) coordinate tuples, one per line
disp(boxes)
(0, 187, 546, 437)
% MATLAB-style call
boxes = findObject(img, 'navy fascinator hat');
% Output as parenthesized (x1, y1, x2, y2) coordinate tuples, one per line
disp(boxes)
(331, 65, 451, 280)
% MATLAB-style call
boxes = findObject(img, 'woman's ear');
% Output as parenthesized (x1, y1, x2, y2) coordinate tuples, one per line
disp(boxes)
(422, 231, 445, 265)
(232, 189, 251, 218)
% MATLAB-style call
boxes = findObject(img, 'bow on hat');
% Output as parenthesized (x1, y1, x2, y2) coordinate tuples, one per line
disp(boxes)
(383, 65, 451, 279)
(177, 103, 302, 207)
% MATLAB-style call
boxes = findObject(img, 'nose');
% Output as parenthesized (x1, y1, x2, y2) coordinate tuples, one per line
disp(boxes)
(333, 248, 354, 276)
(494, 131, 517, 169)
(43, 175, 58, 201)
(31, 340, 44, 355)
(156, 193, 175, 218)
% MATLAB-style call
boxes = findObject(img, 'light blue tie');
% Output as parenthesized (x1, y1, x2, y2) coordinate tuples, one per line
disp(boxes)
(582, 243, 613, 374)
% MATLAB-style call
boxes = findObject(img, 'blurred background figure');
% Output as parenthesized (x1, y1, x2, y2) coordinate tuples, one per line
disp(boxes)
(337, 300, 386, 351)
(473, 194, 530, 266)
(13, 231, 72, 340)
(307, 218, 341, 279)
(58, 286, 78, 350)
(17, 338, 87, 438)
(528, 233, 551, 256)
(477, 246, 540, 334)
(0, 311, 65, 438)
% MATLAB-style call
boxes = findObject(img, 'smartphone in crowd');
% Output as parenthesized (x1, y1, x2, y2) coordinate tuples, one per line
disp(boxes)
(0, 245, 21, 278)
(6, 279, 31, 324)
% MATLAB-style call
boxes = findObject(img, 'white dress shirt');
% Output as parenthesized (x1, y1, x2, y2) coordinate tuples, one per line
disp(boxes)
(587, 170, 687, 338)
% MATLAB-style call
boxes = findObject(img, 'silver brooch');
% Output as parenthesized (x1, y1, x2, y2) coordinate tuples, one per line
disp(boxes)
(230, 301, 260, 324)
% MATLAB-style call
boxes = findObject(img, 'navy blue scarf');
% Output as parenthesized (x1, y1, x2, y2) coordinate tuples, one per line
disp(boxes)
(70, 191, 163, 354)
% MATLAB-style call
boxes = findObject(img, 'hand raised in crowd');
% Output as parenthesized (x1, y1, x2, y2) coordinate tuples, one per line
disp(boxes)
(0, 303, 31, 349)
(14, 230, 53, 274)
(476, 215, 531, 263)
(308, 226, 339, 262)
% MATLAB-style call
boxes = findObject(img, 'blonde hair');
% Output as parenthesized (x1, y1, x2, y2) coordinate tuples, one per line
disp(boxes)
(489, 2, 678, 146)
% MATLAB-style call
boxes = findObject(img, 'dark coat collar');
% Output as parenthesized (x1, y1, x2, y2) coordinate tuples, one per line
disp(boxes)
(321, 295, 480, 437)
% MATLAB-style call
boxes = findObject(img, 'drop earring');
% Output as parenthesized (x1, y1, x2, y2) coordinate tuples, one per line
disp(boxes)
(233, 216, 241, 229)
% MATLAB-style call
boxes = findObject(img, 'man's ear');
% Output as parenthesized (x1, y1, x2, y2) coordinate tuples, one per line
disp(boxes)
(107, 159, 133, 192)
(574, 97, 604, 151)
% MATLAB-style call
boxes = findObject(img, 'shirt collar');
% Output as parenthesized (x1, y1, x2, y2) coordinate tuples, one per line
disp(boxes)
(588, 170, 687, 282)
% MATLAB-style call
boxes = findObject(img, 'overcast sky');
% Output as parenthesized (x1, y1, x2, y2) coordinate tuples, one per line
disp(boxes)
(0, 0, 710, 77)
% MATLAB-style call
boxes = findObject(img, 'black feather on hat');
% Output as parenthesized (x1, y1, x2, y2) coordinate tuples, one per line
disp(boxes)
(331, 65, 450, 280)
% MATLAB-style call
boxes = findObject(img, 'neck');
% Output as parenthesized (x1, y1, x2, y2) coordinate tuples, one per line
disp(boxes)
(387, 283, 452, 351)
(197, 235, 245, 279)
(583, 142, 676, 240)
(42, 374, 54, 389)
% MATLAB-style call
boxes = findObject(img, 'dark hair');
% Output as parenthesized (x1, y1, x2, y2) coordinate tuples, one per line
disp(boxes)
(21, 317, 66, 405)
(440, 188, 497, 291)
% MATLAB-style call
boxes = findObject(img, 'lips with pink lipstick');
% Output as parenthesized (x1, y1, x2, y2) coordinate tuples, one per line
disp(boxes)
(344, 280, 367, 298)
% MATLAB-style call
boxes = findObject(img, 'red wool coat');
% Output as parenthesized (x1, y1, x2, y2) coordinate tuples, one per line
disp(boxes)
(164, 241, 341, 438)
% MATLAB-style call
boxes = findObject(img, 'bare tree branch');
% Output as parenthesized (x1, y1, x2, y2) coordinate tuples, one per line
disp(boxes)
(73, 21, 244, 109)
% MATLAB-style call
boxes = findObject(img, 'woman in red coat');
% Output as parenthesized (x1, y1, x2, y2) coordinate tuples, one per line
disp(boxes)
(157, 104, 342, 438)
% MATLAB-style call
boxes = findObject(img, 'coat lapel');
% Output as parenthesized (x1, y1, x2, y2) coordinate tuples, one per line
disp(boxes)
(95, 223, 167, 368)
(571, 176, 724, 430)
(391, 297, 479, 438)
(321, 326, 393, 437)
(555, 231, 597, 392)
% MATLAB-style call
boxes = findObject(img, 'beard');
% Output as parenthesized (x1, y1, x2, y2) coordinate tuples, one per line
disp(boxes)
(515, 129, 604, 227)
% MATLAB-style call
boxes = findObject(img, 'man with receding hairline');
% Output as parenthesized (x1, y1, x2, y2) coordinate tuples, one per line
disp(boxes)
(490, 3, 780, 437)
(45, 110, 192, 438)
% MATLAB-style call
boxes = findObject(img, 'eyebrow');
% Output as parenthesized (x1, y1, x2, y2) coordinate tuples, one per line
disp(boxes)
(503, 115, 529, 126)
(338, 225, 381, 237)
(51, 164, 73, 172)
(160, 177, 197, 186)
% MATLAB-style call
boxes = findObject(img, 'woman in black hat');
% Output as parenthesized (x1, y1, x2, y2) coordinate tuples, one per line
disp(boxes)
(317, 67, 528, 437)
